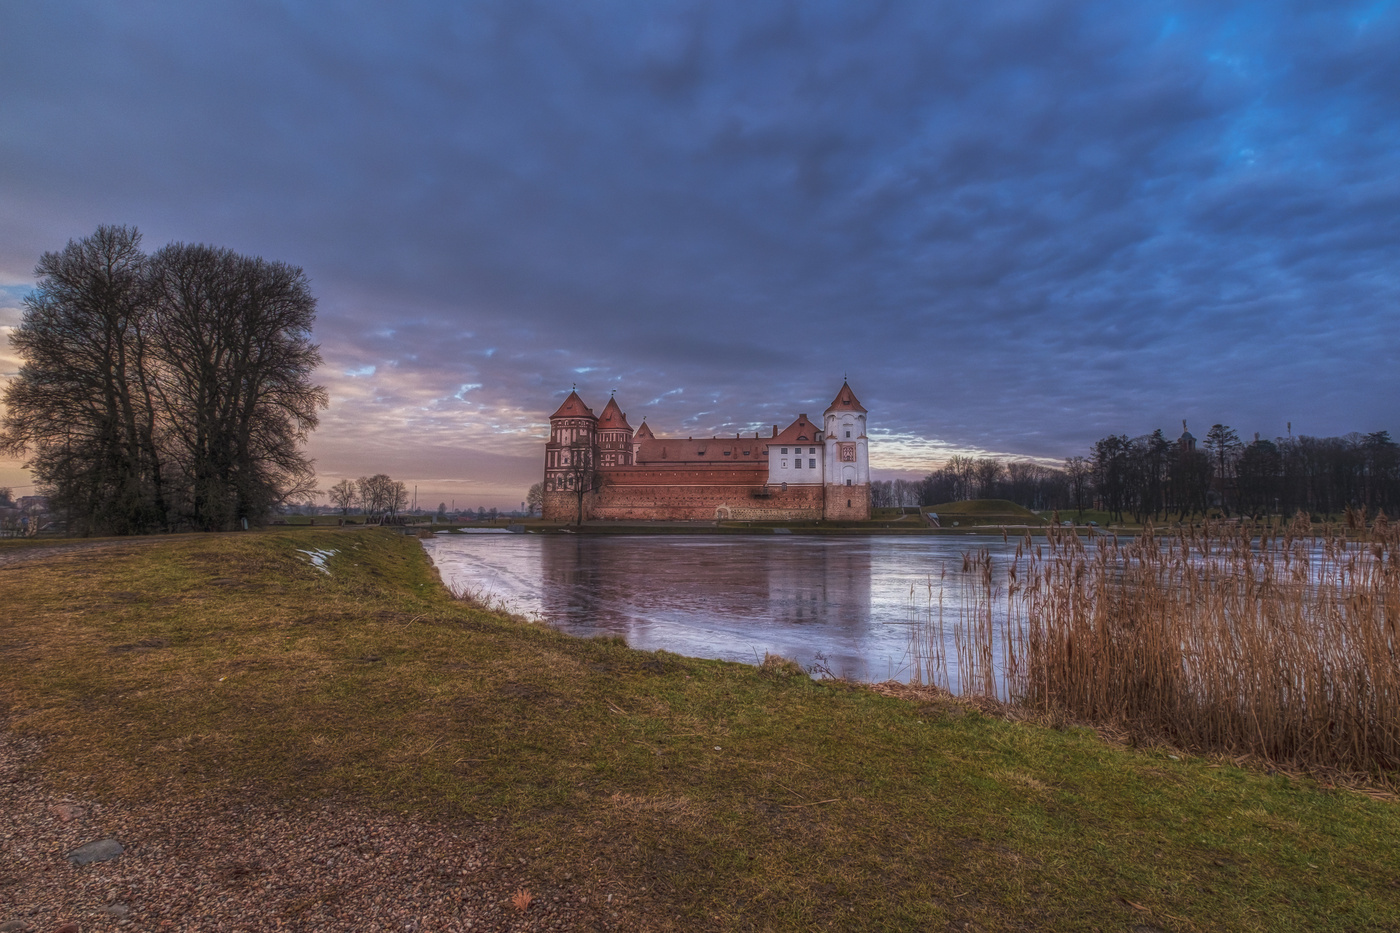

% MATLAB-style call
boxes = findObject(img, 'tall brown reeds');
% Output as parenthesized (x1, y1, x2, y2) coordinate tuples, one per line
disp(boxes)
(911, 516, 1400, 776)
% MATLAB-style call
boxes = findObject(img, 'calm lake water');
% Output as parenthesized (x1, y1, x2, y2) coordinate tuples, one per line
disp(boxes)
(421, 532, 1024, 684)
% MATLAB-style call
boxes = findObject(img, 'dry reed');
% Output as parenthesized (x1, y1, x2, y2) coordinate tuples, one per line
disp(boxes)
(910, 514, 1400, 776)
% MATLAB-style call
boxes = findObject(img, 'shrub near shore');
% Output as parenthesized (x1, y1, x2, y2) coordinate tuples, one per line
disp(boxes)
(1, 530, 1399, 931)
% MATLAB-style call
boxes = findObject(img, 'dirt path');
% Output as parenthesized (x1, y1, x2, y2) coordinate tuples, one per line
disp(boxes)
(0, 537, 168, 571)
(0, 727, 620, 933)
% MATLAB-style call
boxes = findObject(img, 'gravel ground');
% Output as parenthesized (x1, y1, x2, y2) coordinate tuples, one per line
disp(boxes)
(0, 728, 650, 933)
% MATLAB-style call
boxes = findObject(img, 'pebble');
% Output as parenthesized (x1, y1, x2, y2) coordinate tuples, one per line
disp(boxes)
(47, 803, 85, 823)
(66, 839, 124, 865)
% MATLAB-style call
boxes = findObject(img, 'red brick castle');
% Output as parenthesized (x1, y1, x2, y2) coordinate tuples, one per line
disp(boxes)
(542, 381, 872, 522)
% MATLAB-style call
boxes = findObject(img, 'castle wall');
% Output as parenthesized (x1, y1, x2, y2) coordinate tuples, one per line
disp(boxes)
(590, 482, 824, 521)
(604, 464, 766, 486)
(823, 484, 872, 521)
(543, 487, 588, 523)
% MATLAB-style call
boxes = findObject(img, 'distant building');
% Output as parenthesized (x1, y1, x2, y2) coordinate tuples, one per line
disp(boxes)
(542, 381, 872, 522)
(1179, 421, 1197, 452)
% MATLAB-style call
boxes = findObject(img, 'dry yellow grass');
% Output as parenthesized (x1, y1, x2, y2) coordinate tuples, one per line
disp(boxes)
(911, 514, 1400, 779)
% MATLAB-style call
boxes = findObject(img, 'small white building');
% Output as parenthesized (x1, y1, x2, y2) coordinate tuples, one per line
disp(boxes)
(766, 414, 824, 485)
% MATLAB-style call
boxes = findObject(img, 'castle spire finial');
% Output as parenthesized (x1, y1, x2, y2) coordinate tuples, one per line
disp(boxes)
(572, 382, 576, 391)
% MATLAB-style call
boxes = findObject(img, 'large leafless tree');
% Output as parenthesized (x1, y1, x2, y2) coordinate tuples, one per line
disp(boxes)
(1, 227, 167, 533)
(147, 242, 326, 530)
(328, 478, 358, 516)
(1, 226, 327, 533)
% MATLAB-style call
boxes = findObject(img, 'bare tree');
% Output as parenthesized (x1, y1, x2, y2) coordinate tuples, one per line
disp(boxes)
(1064, 456, 1091, 517)
(891, 479, 920, 507)
(387, 480, 409, 518)
(869, 480, 891, 508)
(147, 242, 326, 530)
(328, 478, 357, 516)
(973, 459, 1003, 498)
(946, 456, 976, 501)
(526, 482, 544, 517)
(563, 439, 601, 525)
(1, 226, 168, 534)
(357, 474, 390, 519)
(3, 226, 328, 534)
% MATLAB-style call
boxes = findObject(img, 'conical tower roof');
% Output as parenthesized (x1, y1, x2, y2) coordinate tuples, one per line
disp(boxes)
(596, 396, 633, 432)
(634, 421, 655, 439)
(549, 390, 595, 420)
(824, 380, 867, 414)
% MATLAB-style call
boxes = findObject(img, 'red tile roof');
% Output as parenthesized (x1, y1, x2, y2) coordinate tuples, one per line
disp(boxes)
(824, 381, 867, 415)
(634, 434, 767, 464)
(550, 390, 596, 420)
(596, 396, 633, 433)
(769, 415, 820, 445)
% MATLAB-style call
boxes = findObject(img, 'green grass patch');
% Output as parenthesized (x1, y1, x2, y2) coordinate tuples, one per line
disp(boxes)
(1, 529, 1397, 930)
(926, 499, 1049, 526)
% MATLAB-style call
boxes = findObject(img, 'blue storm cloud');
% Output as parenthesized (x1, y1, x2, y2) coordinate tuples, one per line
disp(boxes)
(1, 1, 1397, 502)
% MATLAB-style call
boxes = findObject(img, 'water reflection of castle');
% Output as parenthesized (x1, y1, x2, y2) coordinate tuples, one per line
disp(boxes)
(538, 538, 873, 668)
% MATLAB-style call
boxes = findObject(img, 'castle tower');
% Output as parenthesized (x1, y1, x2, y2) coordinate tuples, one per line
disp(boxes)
(822, 380, 870, 520)
(595, 395, 635, 467)
(632, 420, 654, 463)
(543, 390, 597, 521)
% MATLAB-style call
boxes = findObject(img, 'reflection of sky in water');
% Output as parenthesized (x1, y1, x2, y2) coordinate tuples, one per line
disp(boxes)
(421, 534, 1026, 685)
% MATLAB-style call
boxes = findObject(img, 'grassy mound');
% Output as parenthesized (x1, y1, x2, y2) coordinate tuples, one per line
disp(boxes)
(0, 530, 1396, 931)
(924, 499, 1048, 525)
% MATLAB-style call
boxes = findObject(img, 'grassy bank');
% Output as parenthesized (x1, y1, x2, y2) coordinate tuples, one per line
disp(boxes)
(2, 530, 1398, 931)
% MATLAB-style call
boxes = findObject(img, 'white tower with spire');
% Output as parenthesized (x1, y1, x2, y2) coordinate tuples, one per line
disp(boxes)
(822, 380, 871, 519)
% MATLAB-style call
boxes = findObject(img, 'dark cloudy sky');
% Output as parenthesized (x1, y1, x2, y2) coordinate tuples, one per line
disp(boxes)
(2, 1, 1397, 508)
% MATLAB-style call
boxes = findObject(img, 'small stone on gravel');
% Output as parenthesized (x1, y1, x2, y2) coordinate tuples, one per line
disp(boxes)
(47, 803, 85, 822)
(0, 921, 34, 932)
(66, 838, 123, 865)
